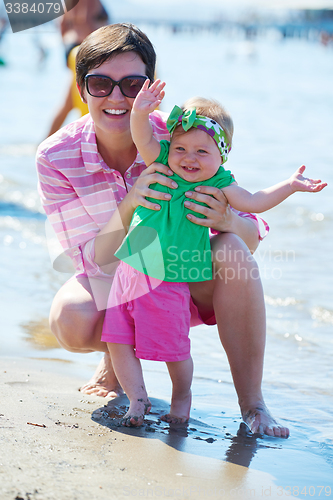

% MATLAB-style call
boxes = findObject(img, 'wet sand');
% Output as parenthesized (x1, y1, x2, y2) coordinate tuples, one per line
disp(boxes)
(1, 356, 292, 500)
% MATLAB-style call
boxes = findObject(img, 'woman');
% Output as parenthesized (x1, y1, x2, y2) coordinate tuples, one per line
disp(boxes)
(37, 23, 289, 438)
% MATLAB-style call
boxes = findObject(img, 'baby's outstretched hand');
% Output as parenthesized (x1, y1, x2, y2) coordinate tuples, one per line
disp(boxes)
(132, 79, 166, 115)
(289, 165, 327, 193)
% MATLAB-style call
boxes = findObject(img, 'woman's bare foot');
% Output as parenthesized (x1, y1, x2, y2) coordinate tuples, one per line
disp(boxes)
(79, 353, 123, 398)
(121, 397, 152, 427)
(241, 402, 289, 438)
(160, 391, 191, 424)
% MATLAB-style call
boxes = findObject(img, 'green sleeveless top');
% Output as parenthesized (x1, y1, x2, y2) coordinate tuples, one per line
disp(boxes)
(115, 140, 235, 282)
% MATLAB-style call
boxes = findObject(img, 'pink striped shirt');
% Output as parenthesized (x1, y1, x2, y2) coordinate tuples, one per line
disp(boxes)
(36, 112, 268, 280)
(37, 112, 169, 278)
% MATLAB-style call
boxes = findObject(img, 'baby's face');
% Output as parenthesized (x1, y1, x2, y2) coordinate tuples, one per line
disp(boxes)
(168, 128, 222, 183)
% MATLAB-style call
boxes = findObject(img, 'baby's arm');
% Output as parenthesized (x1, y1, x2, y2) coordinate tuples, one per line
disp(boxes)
(223, 166, 327, 213)
(130, 79, 166, 166)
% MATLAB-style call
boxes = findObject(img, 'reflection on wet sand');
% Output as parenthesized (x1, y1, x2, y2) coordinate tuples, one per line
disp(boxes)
(225, 423, 260, 467)
(91, 395, 281, 468)
(21, 318, 60, 350)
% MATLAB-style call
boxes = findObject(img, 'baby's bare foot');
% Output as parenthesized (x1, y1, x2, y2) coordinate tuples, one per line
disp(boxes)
(161, 391, 191, 425)
(242, 403, 289, 438)
(121, 397, 152, 427)
(160, 413, 189, 424)
(80, 353, 123, 398)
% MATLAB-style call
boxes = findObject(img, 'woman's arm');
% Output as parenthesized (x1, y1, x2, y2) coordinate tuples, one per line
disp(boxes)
(37, 148, 113, 277)
(93, 162, 178, 269)
(184, 186, 261, 253)
(224, 209, 261, 253)
(37, 148, 176, 276)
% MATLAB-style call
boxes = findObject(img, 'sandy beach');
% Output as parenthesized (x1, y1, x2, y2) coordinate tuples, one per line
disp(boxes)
(1, 356, 293, 500)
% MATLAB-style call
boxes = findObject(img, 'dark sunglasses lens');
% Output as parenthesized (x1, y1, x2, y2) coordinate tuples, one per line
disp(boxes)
(87, 76, 112, 97)
(121, 77, 146, 97)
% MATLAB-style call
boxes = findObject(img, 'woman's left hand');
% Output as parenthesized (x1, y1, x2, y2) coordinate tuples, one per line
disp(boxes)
(184, 186, 232, 232)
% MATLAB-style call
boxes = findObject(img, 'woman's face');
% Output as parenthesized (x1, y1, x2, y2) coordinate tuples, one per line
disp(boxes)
(83, 51, 147, 138)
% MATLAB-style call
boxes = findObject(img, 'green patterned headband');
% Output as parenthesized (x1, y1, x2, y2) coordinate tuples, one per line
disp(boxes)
(166, 105, 231, 164)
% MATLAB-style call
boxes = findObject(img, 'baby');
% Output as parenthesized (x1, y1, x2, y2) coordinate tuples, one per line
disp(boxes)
(101, 79, 327, 427)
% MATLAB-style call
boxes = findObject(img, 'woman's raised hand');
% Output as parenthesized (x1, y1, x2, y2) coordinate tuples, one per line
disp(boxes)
(132, 79, 166, 116)
(127, 162, 178, 212)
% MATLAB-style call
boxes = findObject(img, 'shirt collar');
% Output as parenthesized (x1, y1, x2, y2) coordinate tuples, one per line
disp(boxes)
(81, 116, 105, 173)
(81, 116, 145, 174)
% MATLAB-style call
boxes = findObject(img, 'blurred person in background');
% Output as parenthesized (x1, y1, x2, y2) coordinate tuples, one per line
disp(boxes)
(46, 0, 109, 137)
(0, 8, 8, 66)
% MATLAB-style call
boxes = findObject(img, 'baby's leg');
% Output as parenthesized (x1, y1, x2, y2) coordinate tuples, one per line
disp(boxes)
(161, 357, 193, 424)
(107, 343, 151, 427)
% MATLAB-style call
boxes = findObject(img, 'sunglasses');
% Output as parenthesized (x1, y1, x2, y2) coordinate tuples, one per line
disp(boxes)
(85, 74, 148, 98)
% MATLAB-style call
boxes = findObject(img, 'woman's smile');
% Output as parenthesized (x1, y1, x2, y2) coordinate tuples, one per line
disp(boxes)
(103, 108, 128, 116)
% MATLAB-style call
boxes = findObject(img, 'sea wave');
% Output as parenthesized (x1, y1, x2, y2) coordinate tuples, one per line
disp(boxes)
(311, 306, 333, 325)
(264, 295, 300, 307)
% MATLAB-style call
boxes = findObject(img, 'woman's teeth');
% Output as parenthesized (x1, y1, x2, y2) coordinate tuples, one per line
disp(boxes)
(104, 109, 127, 115)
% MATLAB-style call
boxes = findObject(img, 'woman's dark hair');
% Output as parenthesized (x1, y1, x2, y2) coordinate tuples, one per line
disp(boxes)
(76, 23, 156, 97)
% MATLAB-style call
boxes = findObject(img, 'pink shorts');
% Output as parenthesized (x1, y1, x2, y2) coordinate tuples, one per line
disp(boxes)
(68, 272, 216, 327)
(102, 263, 192, 362)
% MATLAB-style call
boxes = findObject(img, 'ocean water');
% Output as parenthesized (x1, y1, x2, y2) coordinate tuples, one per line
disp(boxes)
(0, 21, 332, 491)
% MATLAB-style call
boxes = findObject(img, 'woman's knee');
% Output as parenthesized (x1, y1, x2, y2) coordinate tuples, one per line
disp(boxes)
(49, 287, 104, 351)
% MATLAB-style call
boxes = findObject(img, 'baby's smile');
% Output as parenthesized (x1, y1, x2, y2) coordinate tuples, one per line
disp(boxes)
(182, 166, 199, 171)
